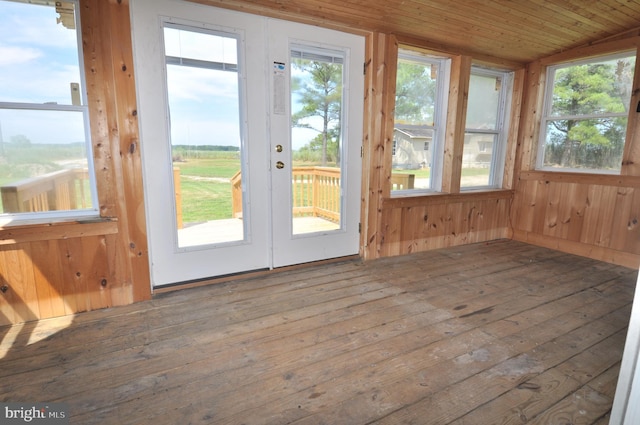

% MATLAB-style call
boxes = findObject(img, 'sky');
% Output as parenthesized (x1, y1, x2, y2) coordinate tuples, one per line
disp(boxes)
(163, 26, 317, 150)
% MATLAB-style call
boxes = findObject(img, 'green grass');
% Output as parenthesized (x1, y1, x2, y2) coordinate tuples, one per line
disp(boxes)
(172, 151, 240, 222)
(179, 178, 232, 222)
(173, 153, 241, 179)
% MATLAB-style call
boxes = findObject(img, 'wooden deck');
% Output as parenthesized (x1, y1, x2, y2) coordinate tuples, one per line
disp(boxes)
(178, 217, 340, 247)
(0, 240, 637, 424)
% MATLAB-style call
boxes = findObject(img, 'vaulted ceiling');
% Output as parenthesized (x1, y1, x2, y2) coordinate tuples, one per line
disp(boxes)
(195, 0, 640, 64)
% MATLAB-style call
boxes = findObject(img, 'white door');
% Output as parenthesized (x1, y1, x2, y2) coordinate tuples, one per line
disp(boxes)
(130, 0, 363, 287)
(268, 19, 364, 267)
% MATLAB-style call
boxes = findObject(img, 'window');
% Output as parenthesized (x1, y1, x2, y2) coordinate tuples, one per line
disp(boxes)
(393, 49, 449, 192)
(537, 51, 636, 173)
(0, 0, 97, 221)
(461, 67, 512, 188)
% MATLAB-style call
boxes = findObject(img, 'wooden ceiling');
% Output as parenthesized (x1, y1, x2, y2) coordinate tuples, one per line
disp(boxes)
(194, 0, 640, 64)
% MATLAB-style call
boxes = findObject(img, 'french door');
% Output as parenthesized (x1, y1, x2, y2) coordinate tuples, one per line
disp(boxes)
(130, 0, 364, 287)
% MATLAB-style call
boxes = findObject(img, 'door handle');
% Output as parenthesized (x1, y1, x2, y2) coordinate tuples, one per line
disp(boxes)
(275, 144, 283, 153)
(276, 161, 285, 169)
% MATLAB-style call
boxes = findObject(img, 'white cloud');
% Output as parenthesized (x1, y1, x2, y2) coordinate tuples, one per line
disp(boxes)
(0, 2, 82, 104)
(0, 4, 77, 49)
(0, 45, 41, 66)
(167, 65, 239, 102)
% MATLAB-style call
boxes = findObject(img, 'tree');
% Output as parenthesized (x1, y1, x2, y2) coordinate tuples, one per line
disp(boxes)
(291, 59, 342, 165)
(11, 134, 32, 147)
(546, 58, 634, 169)
(394, 60, 438, 125)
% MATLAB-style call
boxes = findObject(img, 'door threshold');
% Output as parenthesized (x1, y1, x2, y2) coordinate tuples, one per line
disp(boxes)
(152, 254, 361, 295)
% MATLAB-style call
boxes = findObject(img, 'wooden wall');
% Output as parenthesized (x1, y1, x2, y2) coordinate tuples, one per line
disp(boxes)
(360, 34, 521, 260)
(510, 39, 640, 270)
(0, 0, 150, 326)
(512, 172, 640, 268)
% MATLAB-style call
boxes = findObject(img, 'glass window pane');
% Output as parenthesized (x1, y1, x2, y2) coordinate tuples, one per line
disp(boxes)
(539, 52, 635, 173)
(461, 133, 496, 188)
(393, 53, 442, 191)
(392, 126, 431, 190)
(550, 55, 635, 117)
(0, 1, 83, 105)
(462, 68, 511, 189)
(395, 58, 438, 126)
(0, 109, 92, 213)
(466, 74, 500, 130)
(542, 118, 626, 171)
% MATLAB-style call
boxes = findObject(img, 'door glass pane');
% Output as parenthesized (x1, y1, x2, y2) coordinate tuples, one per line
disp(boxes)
(290, 47, 343, 235)
(163, 25, 244, 248)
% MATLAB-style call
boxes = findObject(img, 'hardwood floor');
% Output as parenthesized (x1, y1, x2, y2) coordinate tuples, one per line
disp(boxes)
(0, 240, 637, 424)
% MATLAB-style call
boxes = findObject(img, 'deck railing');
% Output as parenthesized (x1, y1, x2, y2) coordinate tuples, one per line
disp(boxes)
(1, 167, 416, 218)
(1, 168, 90, 213)
(292, 166, 341, 222)
(390, 173, 415, 190)
(230, 170, 242, 219)
(231, 166, 342, 221)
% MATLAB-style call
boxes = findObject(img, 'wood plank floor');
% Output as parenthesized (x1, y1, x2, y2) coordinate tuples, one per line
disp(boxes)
(0, 240, 637, 424)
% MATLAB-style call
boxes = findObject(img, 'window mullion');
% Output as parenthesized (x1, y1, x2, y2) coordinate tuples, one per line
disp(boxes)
(547, 112, 629, 121)
(0, 102, 86, 113)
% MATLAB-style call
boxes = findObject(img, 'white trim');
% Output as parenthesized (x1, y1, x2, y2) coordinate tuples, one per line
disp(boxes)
(611, 270, 640, 424)
(392, 50, 450, 195)
(463, 66, 513, 189)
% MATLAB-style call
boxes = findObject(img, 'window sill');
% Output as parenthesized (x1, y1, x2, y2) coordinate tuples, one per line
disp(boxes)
(520, 170, 640, 188)
(382, 188, 513, 209)
(0, 217, 118, 246)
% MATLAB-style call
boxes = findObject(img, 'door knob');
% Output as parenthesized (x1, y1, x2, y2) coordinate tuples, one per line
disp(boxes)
(276, 161, 285, 169)
(275, 144, 283, 153)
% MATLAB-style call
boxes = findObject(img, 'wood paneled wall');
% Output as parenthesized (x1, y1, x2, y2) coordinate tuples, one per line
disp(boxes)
(377, 192, 512, 257)
(0, 0, 150, 326)
(511, 38, 640, 269)
(361, 34, 520, 260)
(512, 172, 640, 268)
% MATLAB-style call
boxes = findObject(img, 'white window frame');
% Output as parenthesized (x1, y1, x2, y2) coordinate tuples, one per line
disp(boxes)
(461, 66, 513, 190)
(536, 51, 635, 174)
(0, 0, 99, 223)
(393, 49, 450, 195)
